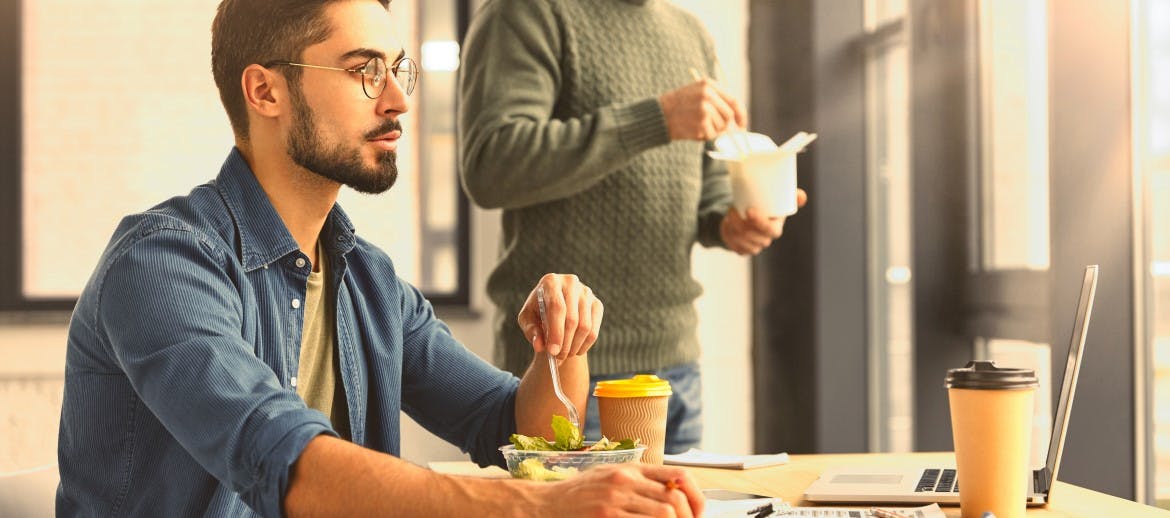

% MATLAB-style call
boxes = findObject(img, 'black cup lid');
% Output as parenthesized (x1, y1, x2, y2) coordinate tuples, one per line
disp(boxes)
(945, 361, 1038, 390)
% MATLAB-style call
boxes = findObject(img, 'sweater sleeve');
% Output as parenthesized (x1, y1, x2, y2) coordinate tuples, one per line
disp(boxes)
(457, 0, 672, 210)
(696, 140, 732, 248)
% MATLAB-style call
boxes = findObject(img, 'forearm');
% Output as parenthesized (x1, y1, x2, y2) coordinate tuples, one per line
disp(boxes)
(285, 435, 538, 516)
(460, 99, 669, 210)
(514, 352, 589, 439)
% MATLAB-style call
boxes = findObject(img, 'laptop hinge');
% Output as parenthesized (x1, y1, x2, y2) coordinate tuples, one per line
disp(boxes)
(1034, 468, 1051, 494)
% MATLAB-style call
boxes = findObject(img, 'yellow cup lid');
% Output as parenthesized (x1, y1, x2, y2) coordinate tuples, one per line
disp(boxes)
(593, 374, 673, 398)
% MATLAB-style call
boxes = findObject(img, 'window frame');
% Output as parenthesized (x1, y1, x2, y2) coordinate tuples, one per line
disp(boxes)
(0, 1, 472, 311)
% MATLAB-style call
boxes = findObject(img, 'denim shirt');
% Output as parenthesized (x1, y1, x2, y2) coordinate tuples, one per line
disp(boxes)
(57, 148, 519, 517)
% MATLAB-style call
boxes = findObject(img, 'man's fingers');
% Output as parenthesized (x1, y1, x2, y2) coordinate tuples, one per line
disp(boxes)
(674, 473, 706, 517)
(742, 210, 785, 239)
(519, 290, 546, 353)
(569, 289, 593, 356)
(555, 278, 580, 360)
(766, 217, 785, 238)
(590, 298, 604, 347)
(747, 232, 772, 249)
(627, 485, 692, 518)
(524, 274, 607, 358)
(621, 497, 678, 518)
(665, 487, 695, 518)
(713, 86, 746, 128)
(632, 468, 703, 517)
(744, 207, 772, 227)
(524, 322, 545, 352)
(729, 234, 767, 255)
(701, 118, 717, 141)
(731, 98, 747, 128)
(707, 88, 737, 132)
(541, 279, 566, 356)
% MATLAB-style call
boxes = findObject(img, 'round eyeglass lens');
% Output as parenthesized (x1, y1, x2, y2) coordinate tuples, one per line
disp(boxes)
(362, 58, 389, 99)
(394, 58, 417, 95)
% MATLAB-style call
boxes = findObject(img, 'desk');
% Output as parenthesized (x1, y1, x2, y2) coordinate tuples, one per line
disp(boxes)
(431, 452, 1168, 517)
(686, 452, 1166, 517)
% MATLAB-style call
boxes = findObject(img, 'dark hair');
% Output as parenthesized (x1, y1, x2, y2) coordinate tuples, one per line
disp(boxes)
(211, 0, 391, 141)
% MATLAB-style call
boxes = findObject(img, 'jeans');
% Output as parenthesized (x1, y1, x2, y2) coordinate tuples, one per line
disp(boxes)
(583, 362, 702, 454)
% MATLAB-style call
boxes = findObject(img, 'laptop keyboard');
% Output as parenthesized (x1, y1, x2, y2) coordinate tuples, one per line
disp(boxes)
(914, 468, 959, 493)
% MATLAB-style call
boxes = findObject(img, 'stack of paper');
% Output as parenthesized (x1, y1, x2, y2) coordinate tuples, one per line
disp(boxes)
(662, 449, 790, 470)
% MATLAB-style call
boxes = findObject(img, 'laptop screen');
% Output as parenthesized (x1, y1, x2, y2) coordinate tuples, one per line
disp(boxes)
(1043, 265, 1098, 484)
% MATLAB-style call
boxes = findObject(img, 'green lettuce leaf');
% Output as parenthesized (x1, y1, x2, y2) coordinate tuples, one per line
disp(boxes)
(585, 436, 640, 451)
(510, 416, 638, 452)
(515, 458, 577, 481)
(614, 438, 640, 450)
(551, 415, 583, 451)
(509, 433, 555, 451)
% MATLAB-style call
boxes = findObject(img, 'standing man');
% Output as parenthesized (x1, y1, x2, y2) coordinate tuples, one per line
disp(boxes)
(459, 0, 805, 452)
(55, 1, 704, 516)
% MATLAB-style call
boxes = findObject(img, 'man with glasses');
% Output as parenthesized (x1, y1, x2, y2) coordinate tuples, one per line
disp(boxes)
(56, 1, 703, 516)
(459, 0, 807, 455)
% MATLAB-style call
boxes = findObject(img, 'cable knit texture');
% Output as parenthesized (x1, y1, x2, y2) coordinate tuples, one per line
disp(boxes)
(459, 0, 732, 376)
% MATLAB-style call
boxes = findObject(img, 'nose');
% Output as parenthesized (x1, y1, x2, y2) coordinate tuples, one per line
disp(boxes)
(377, 75, 409, 117)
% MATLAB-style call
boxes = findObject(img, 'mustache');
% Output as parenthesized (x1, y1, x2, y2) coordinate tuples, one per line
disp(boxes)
(364, 120, 403, 140)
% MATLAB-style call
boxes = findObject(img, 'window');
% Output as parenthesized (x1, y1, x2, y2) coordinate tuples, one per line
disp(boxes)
(863, 0, 914, 453)
(0, 0, 470, 311)
(1134, 0, 1170, 508)
(973, 0, 1051, 271)
(968, 0, 1054, 468)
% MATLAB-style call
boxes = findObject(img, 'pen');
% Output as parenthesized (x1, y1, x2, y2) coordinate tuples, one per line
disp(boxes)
(869, 508, 909, 518)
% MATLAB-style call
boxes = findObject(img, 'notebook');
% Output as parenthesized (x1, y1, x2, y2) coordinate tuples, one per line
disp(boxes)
(664, 449, 790, 469)
(803, 265, 1098, 506)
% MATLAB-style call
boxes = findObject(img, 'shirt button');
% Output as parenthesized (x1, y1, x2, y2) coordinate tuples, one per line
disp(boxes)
(295, 258, 307, 268)
(291, 298, 301, 309)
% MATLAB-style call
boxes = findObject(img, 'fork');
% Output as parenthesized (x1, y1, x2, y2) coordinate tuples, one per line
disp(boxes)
(536, 286, 581, 431)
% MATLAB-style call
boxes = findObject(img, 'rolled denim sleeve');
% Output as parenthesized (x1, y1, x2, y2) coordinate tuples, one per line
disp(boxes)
(94, 222, 333, 517)
(397, 277, 519, 468)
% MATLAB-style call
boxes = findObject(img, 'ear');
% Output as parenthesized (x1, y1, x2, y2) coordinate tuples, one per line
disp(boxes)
(241, 64, 287, 121)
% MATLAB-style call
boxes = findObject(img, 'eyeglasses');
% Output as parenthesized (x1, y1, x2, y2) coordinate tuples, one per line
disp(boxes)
(265, 56, 418, 98)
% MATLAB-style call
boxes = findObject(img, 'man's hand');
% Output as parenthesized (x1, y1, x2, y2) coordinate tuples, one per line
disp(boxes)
(519, 274, 604, 361)
(721, 189, 809, 256)
(659, 78, 746, 142)
(536, 464, 705, 518)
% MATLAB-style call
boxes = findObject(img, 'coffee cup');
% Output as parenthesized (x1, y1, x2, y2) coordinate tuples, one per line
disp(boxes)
(593, 374, 672, 465)
(946, 361, 1038, 518)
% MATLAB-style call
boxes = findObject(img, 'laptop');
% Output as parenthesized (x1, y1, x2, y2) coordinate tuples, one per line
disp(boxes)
(803, 265, 1098, 506)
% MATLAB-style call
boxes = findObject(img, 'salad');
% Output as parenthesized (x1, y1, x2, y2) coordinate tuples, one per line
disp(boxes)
(506, 416, 642, 481)
(509, 415, 640, 452)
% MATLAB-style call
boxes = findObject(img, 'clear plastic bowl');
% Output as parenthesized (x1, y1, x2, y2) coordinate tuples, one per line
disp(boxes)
(499, 443, 647, 481)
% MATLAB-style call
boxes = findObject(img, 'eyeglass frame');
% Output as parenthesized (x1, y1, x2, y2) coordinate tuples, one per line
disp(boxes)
(263, 55, 418, 98)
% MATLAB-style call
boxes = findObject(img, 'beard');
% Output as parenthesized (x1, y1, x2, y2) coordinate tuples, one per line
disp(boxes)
(286, 85, 399, 194)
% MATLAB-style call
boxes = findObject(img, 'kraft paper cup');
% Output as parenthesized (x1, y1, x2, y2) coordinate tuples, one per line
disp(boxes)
(947, 361, 1038, 518)
(594, 375, 672, 465)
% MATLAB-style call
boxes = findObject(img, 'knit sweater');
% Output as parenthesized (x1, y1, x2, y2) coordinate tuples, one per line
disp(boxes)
(458, 0, 732, 376)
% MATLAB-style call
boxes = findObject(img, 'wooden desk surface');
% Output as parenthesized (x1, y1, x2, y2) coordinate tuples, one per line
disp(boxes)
(686, 452, 1167, 517)
(432, 452, 1169, 517)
